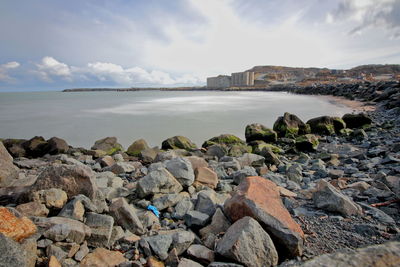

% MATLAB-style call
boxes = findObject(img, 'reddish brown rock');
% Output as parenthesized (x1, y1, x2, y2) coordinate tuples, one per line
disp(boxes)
(186, 156, 208, 170)
(0, 207, 37, 242)
(194, 167, 218, 189)
(80, 248, 126, 267)
(224, 176, 304, 258)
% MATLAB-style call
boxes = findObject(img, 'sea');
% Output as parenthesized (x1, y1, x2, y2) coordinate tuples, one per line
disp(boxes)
(0, 91, 353, 149)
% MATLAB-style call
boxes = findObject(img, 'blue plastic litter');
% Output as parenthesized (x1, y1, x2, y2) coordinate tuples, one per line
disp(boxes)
(147, 205, 160, 218)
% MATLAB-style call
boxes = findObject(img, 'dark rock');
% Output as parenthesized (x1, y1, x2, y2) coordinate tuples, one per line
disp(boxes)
(161, 136, 197, 151)
(295, 134, 319, 152)
(46, 137, 69, 155)
(273, 112, 310, 137)
(342, 113, 372, 128)
(307, 116, 346, 135)
(91, 137, 123, 155)
(126, 139, 150, 157)
(0, 141, 19, 187)
(22, 136, 49, 157)
(245, 123, 277, 143)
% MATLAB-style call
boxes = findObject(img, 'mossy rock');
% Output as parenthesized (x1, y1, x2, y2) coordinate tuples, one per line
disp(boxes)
(342, 113, 372, 129)
(202, 134, 246, 148)
(227, 144, 252, 157)
(245, 123, 277, 143)
(273, 112, 309, 138)
(249, 140, 283, 154)
(307, 116, 346, 135)
(91, 137, 123, 155)
(295, 134, 319, 152)
(161, 135, 197, 151)
(339, 128, 353, 136)
(332, 117, 346, 133)
(126, 139, 150, 156)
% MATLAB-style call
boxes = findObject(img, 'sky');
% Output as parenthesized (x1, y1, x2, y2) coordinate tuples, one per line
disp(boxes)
(0, 0, 399, 91)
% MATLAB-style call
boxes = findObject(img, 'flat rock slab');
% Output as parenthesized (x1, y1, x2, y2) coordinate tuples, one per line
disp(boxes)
(224, 176, 304, 258)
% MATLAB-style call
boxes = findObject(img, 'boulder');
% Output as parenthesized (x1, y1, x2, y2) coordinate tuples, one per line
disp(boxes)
(58, 198, 85, 221)
(91, 137, 123, 155)
(202, 134, 247, 150)
(273, 112, 310, 137)
(295, 134, 319, 152)
(224, 176, 304, 258)
(34, 216, 91, 244)
(194, 167, 218, 189)
(199, 208, 231, 238)
(16, 201, 49, 217)
(187, 244, 215, 265)
(22, 136, 49, 157)
(2, 138, 27, 158)
(342, 113, 372, 128)
(80, 248, 126, 267)
(313, 179, 362, 217)
(109, 197, 144, 235)
(98, 156, 115, 168)
(250, 140, 283, 154)
(0, 141, 19, 187)
(126, 139, 150, 157)
(32, 164, 99, 200)
(186, 156, 208, 170)
(152, 193, 186, 211)
(31, 188, 68, 209)
(298, 241, 400, 267)
(85, 212, 114, 247)
(140, 147, 159, 163)
(46, 137, 69, 154)
(165, 157, 195, 187)
(0, 207, 37, 242)
(0, 233, 32, 267)
(306, 116, 346, 135)
(195, 190, 223, 216)
(161, 136, 197, 151)
(137, 168, 183, 198)
(216, 216, 278, 267)
(245, 123, 277, 143)
(237, 153, 265, 168)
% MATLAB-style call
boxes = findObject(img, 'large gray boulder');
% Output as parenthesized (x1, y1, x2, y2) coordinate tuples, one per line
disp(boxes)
(137, 168, 183, 198)
(313, 179, 362, 217)
(109, 197, 144, 235)
(0, 234, 33, 267)
(0, 141, 19, 187)
(165, 157, 195, 187)
(85, 212, 114, 247)
(298, 241, 400, 267)
(216, 216, 278, 267)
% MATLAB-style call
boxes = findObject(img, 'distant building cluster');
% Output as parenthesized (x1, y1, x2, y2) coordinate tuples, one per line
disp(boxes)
(207, 71, 255, 88)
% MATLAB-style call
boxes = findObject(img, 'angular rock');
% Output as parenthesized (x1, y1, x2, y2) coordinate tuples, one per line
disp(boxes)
(194, 167, 218, 189)
(307, 116, 345, 135)
(152, 193, 186, 211)
(85, 212, 114, 247)
(140, 147, 159, 163)
(16, 201, 49, 217)
(0, 207, 37, 242)
(224, 176, 304, 258)
(298, 241, 400, 267)
(184, 210, 210, 227)
(195, 190, 222, 216)
(295, 134, 319, 152)
(187, 244, 215, 265)
(80, 248, 126, 267)
(237, 153, 265, 168)
(144, 234, 173, 260)
(32, 164, 99, 200)
(186, 156, 208, 170)
(232, 166, 258, 185)
(0, 141, 19, 187)
(245, 123, 277, 143)
(137, 168, 183, 198)
(208, 263, 244, 267)
(31, 188, 68, 209)
(165, 157, 195, 187)
(0, 233, 32, 267)
(2, 138, 27, 158)
(91, 137, 123, 155)
(98, 155, 115, 168)
(313, 179, 362, 217)
(216, 216, 278, 267)
(58, 198, 85, 221)
(74, 241, 89, 261)
(342, 113, 372, 129)
(199, 208, 231, 238)
(109, 197, 144, 235)
(22, 136, 49, 157)
(172, 198, 193, 220)
(161, 136, 197, 151)
(49, 255, 62, 267)
(273, 112, 310, 137)
(126, 138, 150, 157)
(177, 258, 203, 267)
(33, 216, 91, 244)
(46, 137, 69, 155)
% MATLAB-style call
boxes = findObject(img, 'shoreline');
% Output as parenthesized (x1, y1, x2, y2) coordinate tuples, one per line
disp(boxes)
(315, 94, 376, 112)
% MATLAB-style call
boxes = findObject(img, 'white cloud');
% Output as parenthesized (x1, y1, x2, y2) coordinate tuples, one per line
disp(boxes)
(0, 61, 20, 82)
(327, 0, 400, 37)
(35, 56, 72, 82)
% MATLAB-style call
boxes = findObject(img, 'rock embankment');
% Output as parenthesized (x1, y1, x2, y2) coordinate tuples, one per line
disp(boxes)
(0, 81, 399, 267)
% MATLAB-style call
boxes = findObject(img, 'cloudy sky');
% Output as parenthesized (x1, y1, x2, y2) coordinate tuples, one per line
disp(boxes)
(1, 0, 399, 91)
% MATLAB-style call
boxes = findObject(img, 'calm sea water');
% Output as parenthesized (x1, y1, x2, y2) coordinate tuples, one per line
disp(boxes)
(0, 91, 352, 148)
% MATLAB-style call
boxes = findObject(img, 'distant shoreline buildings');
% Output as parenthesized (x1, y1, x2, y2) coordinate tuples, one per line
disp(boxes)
(207, 71, 255, 88)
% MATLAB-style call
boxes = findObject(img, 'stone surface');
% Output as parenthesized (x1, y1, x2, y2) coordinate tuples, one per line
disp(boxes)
(98, 155, 115, 167)
(21, 136, 49, 158)
(33, 216, 91, 244)
(295, 134, 319, 152)
(245, 123, 278, 143)
(0, 207, 37, 242)
(152, 193, 186, 211)
(194, 167, 218, 189)
(187, 244, 215, 265)
(0, 234, 31, 267)
(307, 116, 345, 135)
(32, 164, 99, 200)
(195, 190, 222, 216)
(237, 153, 265, 168)
(199, 208, 231, 238)
(184, 210, 210, 227)
(91, 137, 123, 155)
(165, 157, 195, 187)
(313, 179, 362, 217)
(31, 188, 68, 209)
(161, 136, 197, 151)
(342, 113, 372, 128)
(85, 212, 114, 247)
(224, 176, 304, 258)
(216, 216, 278, 267)
(177, 258, 203, 267)
(273, 112, 310, 137)
(0, 141, 19, 187)
(137, 168, 183, 198)
(48, 255, 62, 267)
(80, 248, 126, 267)
(109, 197, 144, 235)
(126, 139, 150, 156)
(58, 198, 85, 221)
(298, 241, 400, 267)
(16, 201, 49, 217)
(46, 137, 69, 155)
(186, 156, 208, 170)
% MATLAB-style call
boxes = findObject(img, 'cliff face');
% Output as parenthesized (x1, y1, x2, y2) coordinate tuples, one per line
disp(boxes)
(246, 64, 400, 86)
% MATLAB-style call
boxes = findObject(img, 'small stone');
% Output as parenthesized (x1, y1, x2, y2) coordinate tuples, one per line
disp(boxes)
(184, 210, 210, 227)
(99, 155, 115, 167)
(58, 199, 85, 221)
(194, 167, 218, 189)
(146, 256, 165, 267)
(165, 157, 195, 187)
(80, 248, 126, 267)
(31, 188, 68, 209)
(187, 244, 215, 265)
(137, 168, 183, 198)
(199, 208, 231, 238)
(16, 201, 49, 217)
(48, 255, 62, 267)
(74, 242, 89, 261)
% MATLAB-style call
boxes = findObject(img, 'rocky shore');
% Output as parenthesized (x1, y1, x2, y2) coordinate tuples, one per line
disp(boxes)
(0, 81, 399, 267)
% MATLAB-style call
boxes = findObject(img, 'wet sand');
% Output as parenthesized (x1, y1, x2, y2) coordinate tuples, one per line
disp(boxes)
(317, 95, 376, 112)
